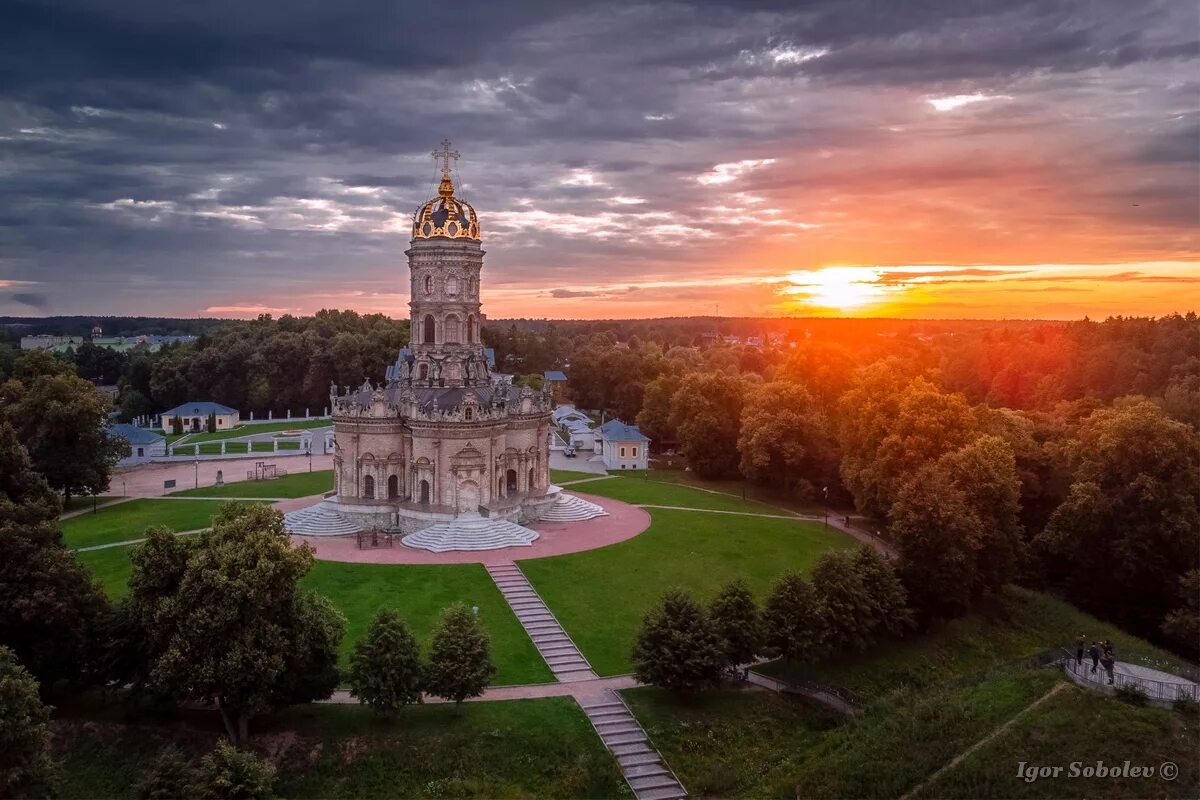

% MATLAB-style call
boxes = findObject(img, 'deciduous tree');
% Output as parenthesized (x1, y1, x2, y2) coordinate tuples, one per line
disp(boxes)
(0, 646, 59, 798)
(708, 579, 761, 669)
(762, 573, 827, 663)
(668, 371, 750, 478)
(737, 381, 836, 499)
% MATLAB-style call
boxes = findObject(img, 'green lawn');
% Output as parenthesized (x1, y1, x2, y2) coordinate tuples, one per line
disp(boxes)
(572, 474, 788, 514)
(756, 586, 1193, 702)
(175, 418, 331, 444)
(75, 546, 135, 599)
(550, 468, 607, 483)
(522, 508, 855, 675)
(624, 670, 1061, 798)
(913, 684, 1199, 799)
(170, 469, 333, 499)
(303, 560, 553, 685)
(54, 697, 626, 800)
(61, 499, 228, 550)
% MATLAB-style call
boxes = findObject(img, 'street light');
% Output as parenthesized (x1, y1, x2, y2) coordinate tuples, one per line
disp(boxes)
(822, 485, 829, 528)
(306, 443, 312, 473)
(194, 456, 199, 489)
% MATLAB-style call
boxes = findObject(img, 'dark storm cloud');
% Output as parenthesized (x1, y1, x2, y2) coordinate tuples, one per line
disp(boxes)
(0, 0, 1196, 316)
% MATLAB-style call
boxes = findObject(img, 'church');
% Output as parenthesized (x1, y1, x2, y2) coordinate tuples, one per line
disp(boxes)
(320, 141, 565, 543)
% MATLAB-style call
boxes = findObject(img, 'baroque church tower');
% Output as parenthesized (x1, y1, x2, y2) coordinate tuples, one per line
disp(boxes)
(323, 141, 563, 545)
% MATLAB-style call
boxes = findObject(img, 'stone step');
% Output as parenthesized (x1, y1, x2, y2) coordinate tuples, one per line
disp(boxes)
(596, 721, 642, 737)
(586, 708, 628, 721)
(609, 741, 656, 758)
(556, 669, 598, 682)
(618, 752, 664, 769)
(511, 605, 550, 615)
(402, 519, 539, 552)
(537, 493, 610, 522)
(626, 763, 670, 780)
(630, 774, 682, 793)
(636, 783, 687, 800)
(517, 613, 557, 624)
(583, 700, 625, 713)
(601, 731, 647, 747)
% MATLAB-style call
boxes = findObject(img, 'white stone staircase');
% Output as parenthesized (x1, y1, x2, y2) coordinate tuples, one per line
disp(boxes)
(485, 562, 596, 681)
(402, 515, 540, 552)
(283, 502, 363, 536)
(582, 691, 687, 800)
(536, 492, 609, 523)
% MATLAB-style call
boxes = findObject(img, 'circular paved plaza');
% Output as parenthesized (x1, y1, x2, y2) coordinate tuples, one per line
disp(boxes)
(290, 492, 651, 565)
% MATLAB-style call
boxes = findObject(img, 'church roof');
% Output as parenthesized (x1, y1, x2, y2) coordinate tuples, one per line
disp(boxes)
(411, 140, 481, 241)
(108, 423, 164, 445)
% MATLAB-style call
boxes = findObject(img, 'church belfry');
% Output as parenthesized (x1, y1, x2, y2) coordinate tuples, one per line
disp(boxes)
(405, 139, 487, 388)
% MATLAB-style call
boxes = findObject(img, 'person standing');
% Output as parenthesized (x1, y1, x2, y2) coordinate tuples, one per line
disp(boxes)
(1101, 648, 1116, 685)
(1089, 641, 1101, 674)
(1075, 635, 1086, 667)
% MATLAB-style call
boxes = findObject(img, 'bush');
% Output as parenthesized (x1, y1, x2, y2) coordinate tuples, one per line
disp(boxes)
(135, 745, 192, 800)
(1113, 684, 1148, 706)
(0, 646, 59, 798)
(189, 740, 275, 800)
(632, 589, 725, 693)
(349, 608, 424, 714)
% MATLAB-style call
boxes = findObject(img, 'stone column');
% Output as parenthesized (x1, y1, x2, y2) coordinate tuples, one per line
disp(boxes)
(287, 409, 291, 419)
(268, 410, 273, 420)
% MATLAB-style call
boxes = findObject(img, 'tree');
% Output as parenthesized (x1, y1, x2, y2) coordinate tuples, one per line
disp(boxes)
(424, 603, 495, 706)
(1037, 398, 1200, 637)
(0, 371, 129, 503)
(135, 746, 192, 800)
(889, 466, 984, 620)
(1161, 571, 1200, 662)
(708, 579, 761, 669)
(809, 552, 876, 654)
(0, 425, 109, 686)
(349, 608, 424, 714)
(635, 373, 680, 446)
(668, 371, 750, 478)
(0, 646, 59, 798)
(762, 573, 827, 663)
(172, 415, 184, 436)
(189, 741, 275, 800)
(143, 504, 345, 744)
(737, 381, 836, 499)
(851, 546, 913, 640)
(631, 589, 725, 693)
(206, 411, 217, 433)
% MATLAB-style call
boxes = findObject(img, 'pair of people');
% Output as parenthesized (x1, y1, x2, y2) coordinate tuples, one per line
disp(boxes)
(1077, 636, 1116, 684)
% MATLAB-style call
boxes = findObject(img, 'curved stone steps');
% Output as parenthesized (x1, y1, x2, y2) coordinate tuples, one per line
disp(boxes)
(284, 503, 363, 536)
(402, 515, 540, 552)
(537, 493, 609, 523)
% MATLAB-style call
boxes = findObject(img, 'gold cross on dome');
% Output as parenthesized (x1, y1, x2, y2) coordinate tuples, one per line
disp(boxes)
(432, 139, 460, 177)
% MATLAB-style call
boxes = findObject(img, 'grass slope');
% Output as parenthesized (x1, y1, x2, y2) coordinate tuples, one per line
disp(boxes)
(756, 586, 1193, 702)
(914, 684, 1200, 799)
(61, 499, 227, 549)
(54, 698, 626, 800)
(170, 470, 333, 499)
(550, 468, 607, 483)
(301, 561, 552, 685)
(75, 546, 135, 599)
(522, 508, 854, 675)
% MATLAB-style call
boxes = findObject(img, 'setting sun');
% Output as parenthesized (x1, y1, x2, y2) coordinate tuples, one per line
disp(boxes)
(783, 267, 895, 311)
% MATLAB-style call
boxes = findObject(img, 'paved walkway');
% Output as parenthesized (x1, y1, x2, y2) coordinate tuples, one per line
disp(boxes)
(1063, 656, 1199, 703)
(293, 493, 651, 565)
(745, 670, 857, 716)
(557, 475, 617, 487)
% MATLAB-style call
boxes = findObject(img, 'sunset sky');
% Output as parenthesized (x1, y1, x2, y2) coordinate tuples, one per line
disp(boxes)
(1, 0, 1197, 320)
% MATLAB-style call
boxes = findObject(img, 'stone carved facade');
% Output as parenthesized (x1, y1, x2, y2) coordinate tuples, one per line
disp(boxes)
(328, 144, 554, 532)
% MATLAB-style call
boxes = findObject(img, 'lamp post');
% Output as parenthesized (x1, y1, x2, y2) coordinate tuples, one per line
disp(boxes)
(822, 485, 829, 528)
(121, 478, 126, 497)
(194, 456, 199, 489)
(307, 444, 312, 473)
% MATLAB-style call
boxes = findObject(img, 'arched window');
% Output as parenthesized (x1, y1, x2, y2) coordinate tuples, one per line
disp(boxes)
(424, 274, 433, 295)
(464, 407, 473, 421)
(423, 314, 435, 344)
(387, 474, 399, 499)
(467, 315, 476, 343)
(446, 276, 459, 296)
(468, 275, 476, 295)
(363, 474, 375, 500)
(506, 469, 518, 494)
(444, 315, 461, 344)
(419, 480, 430, 504)
(418, 363, 429, 380)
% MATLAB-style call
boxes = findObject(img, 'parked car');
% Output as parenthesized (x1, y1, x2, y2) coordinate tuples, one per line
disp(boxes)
(564, 446, 577, 458)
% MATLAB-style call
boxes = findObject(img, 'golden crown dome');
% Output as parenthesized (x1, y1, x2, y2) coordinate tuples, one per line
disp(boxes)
(412, 140, 481, 241)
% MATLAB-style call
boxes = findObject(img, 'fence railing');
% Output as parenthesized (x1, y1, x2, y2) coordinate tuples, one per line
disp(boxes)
(1060, 648, 1199, 703)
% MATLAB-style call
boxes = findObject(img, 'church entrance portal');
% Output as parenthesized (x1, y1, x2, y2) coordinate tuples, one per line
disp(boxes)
(419, 479, 430, 505)
(506, 469, 518, 494)
(387, 475, 399, 499)
(457, 480, 480, 513)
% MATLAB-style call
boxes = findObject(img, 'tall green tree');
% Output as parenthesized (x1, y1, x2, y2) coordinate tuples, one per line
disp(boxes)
(632, 589, 725, 693)
(0, 370, 128, 503)
(668, 371, 751, 478)
(851, 546, 913, 640)
(737, 381, 836, 499)
(1038, 398, 1200, 637)
(349, 608, 424, 714)
(1161, 570, 1200, 662)
(762, 573, 827, 663)
(0, 424, 108, 686)
(0, 646, 59, 798)
(708, 579, 762, 669)
(142, 504, 345, 744)
(424, 603, 495, 707)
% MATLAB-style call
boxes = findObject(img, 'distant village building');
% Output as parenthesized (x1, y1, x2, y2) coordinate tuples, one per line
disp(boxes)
(597, 419, 649, 470)
(108, 423, 166, 466)
(21, 332, 196, 353)
(543, 370, 567, 401)
(20, 334, 84, 350)
(160, 401, 240, 433)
